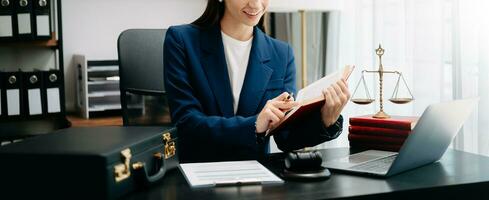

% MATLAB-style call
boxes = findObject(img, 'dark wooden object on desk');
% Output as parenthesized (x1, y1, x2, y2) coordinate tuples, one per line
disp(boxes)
(124, 148, 489, 200)
(67, 115, 123, 127)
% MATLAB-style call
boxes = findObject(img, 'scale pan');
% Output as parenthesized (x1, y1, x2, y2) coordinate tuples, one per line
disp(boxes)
(389, 98, 413, 104)
(351, 98, 375, 105)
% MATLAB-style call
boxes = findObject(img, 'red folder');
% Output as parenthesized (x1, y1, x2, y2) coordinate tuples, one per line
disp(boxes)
(267, 65, 355, 135)
(348, 126, 411, 138)
(349, 115, 419, 130)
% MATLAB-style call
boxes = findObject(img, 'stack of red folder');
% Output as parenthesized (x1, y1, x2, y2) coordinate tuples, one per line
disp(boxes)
(348, 115, 419, 152)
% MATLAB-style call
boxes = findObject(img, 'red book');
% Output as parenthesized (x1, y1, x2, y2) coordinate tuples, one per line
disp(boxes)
(349, 142, 402, 152)
(349, 126, 411, 138)
(348, 134, 406, 145)
(349, 115, 419, 130)
(268, 66, 355, 135)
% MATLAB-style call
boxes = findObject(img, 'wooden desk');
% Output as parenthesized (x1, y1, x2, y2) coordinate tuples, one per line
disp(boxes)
(124, 148, 489, 200)
(67, 115, 122, 127)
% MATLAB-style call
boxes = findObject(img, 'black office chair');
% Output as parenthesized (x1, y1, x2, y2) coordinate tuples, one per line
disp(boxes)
(117, 29, 172, 126)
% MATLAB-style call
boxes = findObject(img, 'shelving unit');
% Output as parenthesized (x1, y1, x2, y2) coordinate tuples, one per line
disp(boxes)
(1, 32, 58, 47)
(0, 0, 70, 141)
(75, 55, 121, 119)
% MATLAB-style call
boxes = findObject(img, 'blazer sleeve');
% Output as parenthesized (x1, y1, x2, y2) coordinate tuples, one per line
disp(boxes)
(273, 44, 344, 152)
(164, 28, 258, 151)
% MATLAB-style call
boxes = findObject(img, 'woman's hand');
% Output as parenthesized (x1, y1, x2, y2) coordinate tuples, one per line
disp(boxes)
(321, 79, 350, 127)
(256, 92, 299, 134)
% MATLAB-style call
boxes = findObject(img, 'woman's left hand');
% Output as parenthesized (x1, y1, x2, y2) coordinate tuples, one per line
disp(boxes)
(320, 79, 350, 127)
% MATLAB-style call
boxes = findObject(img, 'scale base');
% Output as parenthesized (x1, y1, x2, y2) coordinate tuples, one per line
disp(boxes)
(373, 110, 390, 119)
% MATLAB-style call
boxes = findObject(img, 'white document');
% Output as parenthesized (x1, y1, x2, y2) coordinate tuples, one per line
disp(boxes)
(297, 65, 355, 102)
(36, 15, 50, 36)
(7, 89, 20, 116)
(17, 13, 31, 34)
(47, 88, 61, 113)
(28, 89, 43, 115)
(179, 160, 284, 188)
(0, 16, 13, 37)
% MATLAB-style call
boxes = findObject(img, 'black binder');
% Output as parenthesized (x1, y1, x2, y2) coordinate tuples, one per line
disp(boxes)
(14, 0, 34, 40)
(23, 71, 44, 117)
(42, 70, 62, 115)
(2, 71, 23, 119)
(0, 0, 15, 40)
(33, 0, 50, 39)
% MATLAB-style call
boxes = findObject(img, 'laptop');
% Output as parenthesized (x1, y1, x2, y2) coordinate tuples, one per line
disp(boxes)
(323, 98, 478, 177)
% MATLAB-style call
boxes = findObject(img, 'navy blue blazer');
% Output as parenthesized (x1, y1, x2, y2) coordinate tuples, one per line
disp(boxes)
(164, 24, 343, 163)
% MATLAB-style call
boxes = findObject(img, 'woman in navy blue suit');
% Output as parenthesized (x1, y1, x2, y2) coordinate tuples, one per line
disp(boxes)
(164, 0, 350, 163)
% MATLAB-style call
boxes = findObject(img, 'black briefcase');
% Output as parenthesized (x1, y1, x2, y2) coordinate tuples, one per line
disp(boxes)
(0, 126, 178, 199)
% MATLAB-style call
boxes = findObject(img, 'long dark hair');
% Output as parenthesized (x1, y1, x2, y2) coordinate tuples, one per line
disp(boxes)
(192, 0, 266, 31)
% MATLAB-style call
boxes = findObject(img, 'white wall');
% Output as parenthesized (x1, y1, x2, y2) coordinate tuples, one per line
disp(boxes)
(62, 0, 206, 111)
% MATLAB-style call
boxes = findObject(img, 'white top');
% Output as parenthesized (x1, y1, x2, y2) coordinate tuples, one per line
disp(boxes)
(221, 31, 253, 114)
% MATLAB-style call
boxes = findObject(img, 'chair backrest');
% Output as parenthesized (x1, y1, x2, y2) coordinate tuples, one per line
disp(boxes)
(117, 29, 171, 126)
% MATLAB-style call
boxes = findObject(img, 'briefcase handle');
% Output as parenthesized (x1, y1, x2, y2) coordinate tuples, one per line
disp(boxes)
(132, 152, 167, 185)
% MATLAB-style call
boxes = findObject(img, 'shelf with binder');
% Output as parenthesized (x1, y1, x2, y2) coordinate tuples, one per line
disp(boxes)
(0, 70, 70, 139)
(0, 0, 53, 42)
(0, 32, 58, 47)
(0, 0, 69, 142)
(75, 55, 122, 119)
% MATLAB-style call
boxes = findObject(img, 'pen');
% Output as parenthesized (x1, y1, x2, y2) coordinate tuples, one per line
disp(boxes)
(284, 92, 294, 116)
(214, 179, 262, 187)
(266, 92, 295, 136)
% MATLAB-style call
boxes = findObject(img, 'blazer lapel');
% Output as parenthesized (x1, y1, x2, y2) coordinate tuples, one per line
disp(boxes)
(237, 27, 273, 116)
(200, 26, 234, 117)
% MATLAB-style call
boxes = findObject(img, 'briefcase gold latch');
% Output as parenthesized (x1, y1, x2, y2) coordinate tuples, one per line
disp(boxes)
(114, 148, 132, 183)
(163, 132, 176, 159)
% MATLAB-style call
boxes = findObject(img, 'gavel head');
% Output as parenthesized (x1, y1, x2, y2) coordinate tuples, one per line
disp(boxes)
(284, 151, 323, 172)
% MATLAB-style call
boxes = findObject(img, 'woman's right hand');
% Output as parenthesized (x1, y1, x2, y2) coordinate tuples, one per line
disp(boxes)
(255, 92, 299, 134)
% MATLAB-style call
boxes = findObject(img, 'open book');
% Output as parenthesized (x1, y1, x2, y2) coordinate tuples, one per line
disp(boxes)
(267, 65, 355, 135)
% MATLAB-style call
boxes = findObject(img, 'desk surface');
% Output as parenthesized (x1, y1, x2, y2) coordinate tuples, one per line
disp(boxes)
(124, 148, 489, 200)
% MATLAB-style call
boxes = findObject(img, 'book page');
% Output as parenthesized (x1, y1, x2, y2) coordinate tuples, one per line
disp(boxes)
(296, 65, 354, 102)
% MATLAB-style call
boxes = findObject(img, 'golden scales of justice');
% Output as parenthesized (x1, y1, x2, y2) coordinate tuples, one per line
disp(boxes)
(350, 45, 415, 119)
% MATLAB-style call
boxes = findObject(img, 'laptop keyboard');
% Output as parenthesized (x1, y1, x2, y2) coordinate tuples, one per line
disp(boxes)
(349, 155, 397, 174)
